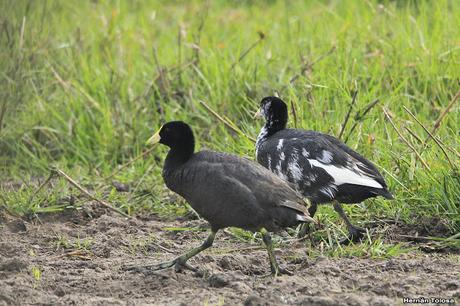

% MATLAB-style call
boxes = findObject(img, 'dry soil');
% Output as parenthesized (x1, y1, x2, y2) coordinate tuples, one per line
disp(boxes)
(0, 204, 459, 305)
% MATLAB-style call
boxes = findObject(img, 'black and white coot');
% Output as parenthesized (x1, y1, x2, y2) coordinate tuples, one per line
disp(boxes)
(254, 97, 393, 243)
(126, 121, 315, 276)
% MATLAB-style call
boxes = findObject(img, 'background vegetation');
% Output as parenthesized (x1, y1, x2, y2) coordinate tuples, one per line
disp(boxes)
(1, 0, 459, 253)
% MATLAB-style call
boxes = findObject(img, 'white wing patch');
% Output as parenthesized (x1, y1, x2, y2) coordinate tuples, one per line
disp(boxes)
(308, 159, 383, 189)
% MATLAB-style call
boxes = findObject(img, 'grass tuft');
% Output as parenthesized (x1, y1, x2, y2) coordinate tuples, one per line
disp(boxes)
(1, 1, 459, 252)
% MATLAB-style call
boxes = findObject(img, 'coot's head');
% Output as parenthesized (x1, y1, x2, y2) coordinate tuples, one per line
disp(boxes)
(255, 96, 288, 130)
(147, 121, 194, 152)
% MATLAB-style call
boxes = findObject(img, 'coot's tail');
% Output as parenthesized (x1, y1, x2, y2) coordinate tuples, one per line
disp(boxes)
(377, 188, 394, 200)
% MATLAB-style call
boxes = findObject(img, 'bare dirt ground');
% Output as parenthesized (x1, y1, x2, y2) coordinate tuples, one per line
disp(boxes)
(1, 204, 459, 306)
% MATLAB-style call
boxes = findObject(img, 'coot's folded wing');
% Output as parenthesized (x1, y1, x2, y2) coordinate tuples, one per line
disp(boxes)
(191, 151, 310, 216)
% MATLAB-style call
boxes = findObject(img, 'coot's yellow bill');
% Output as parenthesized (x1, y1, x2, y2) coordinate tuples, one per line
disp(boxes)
(253, 108, 263, 119)
(146, 126, 162, 145)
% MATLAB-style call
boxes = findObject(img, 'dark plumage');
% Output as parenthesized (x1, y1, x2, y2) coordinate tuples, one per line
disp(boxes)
(255, 97, 393, 243)
(126, 121, 314, 276)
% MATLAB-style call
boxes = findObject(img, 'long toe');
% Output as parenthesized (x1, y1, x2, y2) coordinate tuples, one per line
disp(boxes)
(276, 267, 294, 276)
(123, 260, 177, 273)
(174, 260, 197, 273)
(339, 236, 353, 245)
(122, 265, 148, 273)
(123, 264, 158, 274)
(350, 227, 366, 241)
(267, 265, 294, 277)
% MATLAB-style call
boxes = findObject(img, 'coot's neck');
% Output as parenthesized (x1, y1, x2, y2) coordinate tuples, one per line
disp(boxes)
(164, 139, 195, 172)
(255, 117, 287, 155)
(264, 115, 287, 137)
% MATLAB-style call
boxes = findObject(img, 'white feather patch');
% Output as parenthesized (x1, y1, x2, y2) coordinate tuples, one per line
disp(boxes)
(303, 173, 318, 187)
(307, 173, 318, 182)
(280, 152, 285, 161)
(288, 149, 303, 183)
(296, 214, 309, 222)
(318, 150, 333, 164)
(277, 139, 284, 151)
(308, 159, 383, 189)
(301, 148, 310, 158)
(319, 185, 338, 198)
(276, 161, 288, 181)
(255, 126, 268, 156)
(263, 102, 271, 115)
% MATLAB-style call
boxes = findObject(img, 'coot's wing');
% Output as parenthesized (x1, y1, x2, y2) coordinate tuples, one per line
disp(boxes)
(168, 151, 312, 231)
(170, 157, 265, 230)
(257, 129, 388, 202)
(282, 130, 385, 187)
(322, 134, 387, 187)
(189, 151, 310, 217)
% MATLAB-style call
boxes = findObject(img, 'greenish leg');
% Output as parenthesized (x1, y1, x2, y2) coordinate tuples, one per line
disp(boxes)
(124, 230, 217, 273)
(332, 201, 366, 245)
(260, 228, 292, 276)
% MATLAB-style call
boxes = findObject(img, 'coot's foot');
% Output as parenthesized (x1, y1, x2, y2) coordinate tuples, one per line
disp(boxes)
(258, 266, 293, 278)
(123, 258, 197, 274)
(173, 258, 198, 273)
(124, 231, 217, 274)
(274, 266, 294, 276)
(122, 263, 170, 274)
(339, 226, 366, 245)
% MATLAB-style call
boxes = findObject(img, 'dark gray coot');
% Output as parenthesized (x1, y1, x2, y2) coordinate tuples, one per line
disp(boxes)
(126, 121, 314, 276)
(255, 97, 393, 243)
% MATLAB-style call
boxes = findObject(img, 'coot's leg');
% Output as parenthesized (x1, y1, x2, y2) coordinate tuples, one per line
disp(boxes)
(332, 202, 365, 244)
(124, 230, 217, 273)
(308, 202, 318, 217)
(260, 229, 293, 276)
(297, 202, 318, 238)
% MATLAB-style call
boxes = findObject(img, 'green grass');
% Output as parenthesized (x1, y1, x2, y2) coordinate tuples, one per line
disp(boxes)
(313, 235, 415, 259)
(31, 266, 42, 286)
(1, 0, 459, 255)
(55, 235, 93, 251)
